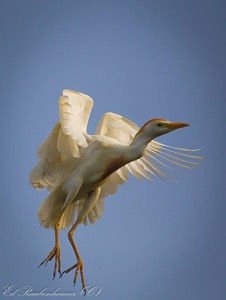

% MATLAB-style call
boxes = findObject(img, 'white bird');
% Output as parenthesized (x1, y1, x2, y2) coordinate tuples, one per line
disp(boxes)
(30, 89, 202, 293)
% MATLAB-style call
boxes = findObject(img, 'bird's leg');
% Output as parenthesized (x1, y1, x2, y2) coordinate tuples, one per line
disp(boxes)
(61, 221, 86, 291)
(60, 224, 87, 294)
(61, 188, 101, 294)
(38, 219, 62, 279)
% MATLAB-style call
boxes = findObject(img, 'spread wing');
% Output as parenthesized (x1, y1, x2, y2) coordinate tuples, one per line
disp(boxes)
(95, 112, 203, 211)
(78, 112, 202, 226)
(29, 90, 94, 190)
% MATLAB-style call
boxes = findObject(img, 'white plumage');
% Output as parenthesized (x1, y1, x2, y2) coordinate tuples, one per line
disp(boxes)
(30, 89, 203, 292)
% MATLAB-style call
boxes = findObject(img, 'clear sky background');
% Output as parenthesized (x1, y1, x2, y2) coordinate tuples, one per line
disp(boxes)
(1, 1, 226, 299)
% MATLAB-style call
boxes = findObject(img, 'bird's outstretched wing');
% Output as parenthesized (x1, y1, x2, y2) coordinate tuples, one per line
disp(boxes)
(94, 112, 203, 212)
(30, 90, 94, 190)
(78, 112, 202, 226)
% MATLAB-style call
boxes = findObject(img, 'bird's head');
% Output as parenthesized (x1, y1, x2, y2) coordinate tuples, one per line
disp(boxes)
(137, 118, 189, 139)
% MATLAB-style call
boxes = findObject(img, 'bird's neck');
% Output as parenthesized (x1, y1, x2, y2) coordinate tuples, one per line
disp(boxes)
(128, 130, 153, 161)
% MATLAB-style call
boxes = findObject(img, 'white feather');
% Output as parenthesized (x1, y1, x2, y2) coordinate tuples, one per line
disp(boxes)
(30, 90, 203, 229)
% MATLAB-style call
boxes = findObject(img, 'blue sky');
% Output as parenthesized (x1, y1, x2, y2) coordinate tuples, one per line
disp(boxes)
(1, 1, 226, 299)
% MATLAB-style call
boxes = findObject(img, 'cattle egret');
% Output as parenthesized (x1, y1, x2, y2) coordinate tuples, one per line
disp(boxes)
(30, 90, 203, 293)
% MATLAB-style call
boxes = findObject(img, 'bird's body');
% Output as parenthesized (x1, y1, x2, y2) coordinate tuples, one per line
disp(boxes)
(30, 90, 203, 293)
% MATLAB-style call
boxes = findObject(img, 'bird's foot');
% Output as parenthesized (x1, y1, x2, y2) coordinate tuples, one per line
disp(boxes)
(38, 245, 61, 279)
(61, 260, 86, 294)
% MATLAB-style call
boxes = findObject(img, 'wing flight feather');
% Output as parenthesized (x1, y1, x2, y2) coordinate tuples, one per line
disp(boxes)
(96, 112, 203, 210)
(30, 90, 94, 190)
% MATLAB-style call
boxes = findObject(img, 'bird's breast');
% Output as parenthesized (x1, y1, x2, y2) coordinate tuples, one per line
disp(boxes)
(65, 140, 129, 195)
(100, 155, 127, 181)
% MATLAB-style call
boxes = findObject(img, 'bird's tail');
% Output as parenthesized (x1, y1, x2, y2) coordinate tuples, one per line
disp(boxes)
(38, 186, 66, 229)
(38, 179, 83, 229)
(38, 186, 79, 229)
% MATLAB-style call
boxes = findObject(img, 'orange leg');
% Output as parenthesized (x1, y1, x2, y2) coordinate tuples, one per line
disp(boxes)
(61, 221, 86, 294)
(38, 219, 61, 279)
(61, 188, 101, 294)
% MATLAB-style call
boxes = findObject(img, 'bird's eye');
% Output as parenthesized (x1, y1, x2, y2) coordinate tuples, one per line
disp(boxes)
(157, 123, 163, 127)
